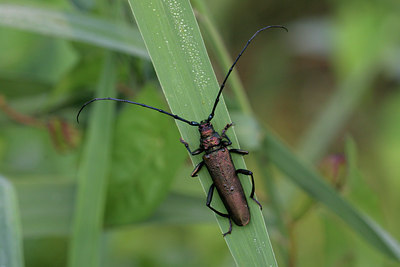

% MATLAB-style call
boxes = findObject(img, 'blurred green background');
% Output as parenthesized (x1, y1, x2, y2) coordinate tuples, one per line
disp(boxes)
(1, 0, 400, 266)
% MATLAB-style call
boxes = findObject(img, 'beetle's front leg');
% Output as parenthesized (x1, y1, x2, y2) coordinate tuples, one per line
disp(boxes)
(222, 123, 234, 134)
(221, 123, 234, 146)
(180, 138, 203, 155)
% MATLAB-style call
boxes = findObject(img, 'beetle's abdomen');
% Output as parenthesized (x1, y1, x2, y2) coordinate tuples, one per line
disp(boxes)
(203, 147, 250, 226)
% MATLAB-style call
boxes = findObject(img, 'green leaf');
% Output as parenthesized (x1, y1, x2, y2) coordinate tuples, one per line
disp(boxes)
(0, 29, 78, 84)
(105, 85, 187, 225)
(68, 54, 116, 267)
(0, 176, 24, 267)
(128, 0, 277, 265)
(0, 4, 149, 59)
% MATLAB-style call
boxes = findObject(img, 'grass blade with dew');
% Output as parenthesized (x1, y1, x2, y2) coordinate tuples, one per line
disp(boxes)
(127, 0, 278, 265)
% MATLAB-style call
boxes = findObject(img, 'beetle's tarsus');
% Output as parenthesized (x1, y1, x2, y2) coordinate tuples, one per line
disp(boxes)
(223, 218, 233, 237)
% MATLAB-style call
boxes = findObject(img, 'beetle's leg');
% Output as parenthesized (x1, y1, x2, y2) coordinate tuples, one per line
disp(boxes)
(221, 123, 234, 146)
(206, 183, 233, 236)
(206, 184, 230, 217)
(191, 161, 205, 177)
(180, 138, 203, 155)
(236, 169, 262, 210)
(222, 123, 234, 135)
(222, 140, 232, 147)
(223, 218, 233, 237)
(229, 149, 249, 155)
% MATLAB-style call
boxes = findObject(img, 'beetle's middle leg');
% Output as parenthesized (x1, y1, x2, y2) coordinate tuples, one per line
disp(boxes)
(207, 183, 233, 236)
(229, 149, 249, 155)
(191, 161, 205, 177)
(236, 169, 262, 210)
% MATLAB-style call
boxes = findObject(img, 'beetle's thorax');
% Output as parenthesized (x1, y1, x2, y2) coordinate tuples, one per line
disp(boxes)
(198, 121, 222, 152)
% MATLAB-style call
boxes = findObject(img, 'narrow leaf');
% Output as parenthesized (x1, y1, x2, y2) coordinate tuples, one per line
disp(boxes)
(68, 54, 116, 267)
(0, 4, 149, 59)
(0, 176, 25, 267)
(128, 0, 277, 265)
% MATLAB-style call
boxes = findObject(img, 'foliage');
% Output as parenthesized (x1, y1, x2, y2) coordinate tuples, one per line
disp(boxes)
(0, 0, 400, 266)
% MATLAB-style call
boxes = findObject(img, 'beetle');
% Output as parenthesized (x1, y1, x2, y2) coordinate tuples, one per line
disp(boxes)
(77, 25, 287, 236)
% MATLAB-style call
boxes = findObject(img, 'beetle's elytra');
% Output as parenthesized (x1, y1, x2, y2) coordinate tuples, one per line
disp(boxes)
(77, 25, 287, 236)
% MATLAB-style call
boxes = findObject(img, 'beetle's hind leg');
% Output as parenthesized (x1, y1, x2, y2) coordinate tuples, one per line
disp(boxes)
(206, 183, 233, 236)
(223, 218, 233, 237)
(236, 169, 262, 210)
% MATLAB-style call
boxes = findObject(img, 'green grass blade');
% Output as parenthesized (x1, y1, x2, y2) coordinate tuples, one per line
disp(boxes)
(263, 131, 400, 261)
(0, 4, 148, 59)
(0, 176, 25, 267)
(128, 0, 277, 265)
(68, 54, 116, 267)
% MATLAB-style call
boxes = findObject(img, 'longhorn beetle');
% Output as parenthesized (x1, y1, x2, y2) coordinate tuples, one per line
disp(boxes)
(77, 25, 287, 236)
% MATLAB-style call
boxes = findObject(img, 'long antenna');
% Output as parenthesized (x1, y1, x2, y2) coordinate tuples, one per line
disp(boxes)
(207, 25, 288, 122)
(77, 98, 200, 126)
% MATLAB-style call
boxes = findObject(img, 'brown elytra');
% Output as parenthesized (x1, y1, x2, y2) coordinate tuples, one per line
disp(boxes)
(203, 147, 250, 226)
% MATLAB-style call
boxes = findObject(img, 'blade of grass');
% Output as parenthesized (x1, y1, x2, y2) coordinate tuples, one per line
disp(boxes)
(262, 130, 400, 261)
(0, 176, 25, 267)
(0, 4, 149, 59)
(68, 53, 116, 267)
(128, 0, 277, 265)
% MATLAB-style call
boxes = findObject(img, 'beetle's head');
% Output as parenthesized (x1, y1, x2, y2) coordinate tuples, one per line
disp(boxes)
(198, 120, 215, 138)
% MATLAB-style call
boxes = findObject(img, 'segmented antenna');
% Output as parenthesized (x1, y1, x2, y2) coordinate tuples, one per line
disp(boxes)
(207, 25, 288, 122)
(76, 98, 199, 126)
